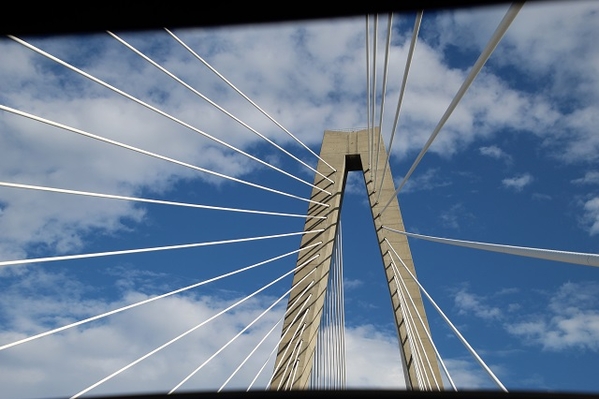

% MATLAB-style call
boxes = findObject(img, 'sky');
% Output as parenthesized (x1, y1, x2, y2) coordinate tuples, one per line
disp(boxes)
(1, 0, 599, 397)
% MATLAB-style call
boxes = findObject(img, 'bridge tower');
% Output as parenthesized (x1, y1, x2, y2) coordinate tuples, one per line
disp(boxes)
(270, 128, 443, 390)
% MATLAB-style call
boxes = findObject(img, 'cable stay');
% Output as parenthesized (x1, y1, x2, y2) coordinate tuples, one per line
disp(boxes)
(107, 31, 332, 194)
(0, 230, 323, 268)
(373, 13, 394, 188)
(387, 253, 457, 391)
(0, 243, 320, 353)
(365, 15, 372, 180)
(0, 181, 325, 220)
(248, 340, 279, 391)
(0, 105, 329, 208)
(389, 258, 449, 391)
(385, 239, 508, 392)
(369, 15, 379, 183)
(379, 3, 524, 215)
(219, 317, 283, 392)
(169, 263, 319, 393)
(252, 286, 314, 391)
(375, 11, 423, 205)
(69, 254, 320, 399)
(279, 321, 308, 390)
(392, 269, 427, 388)
(266, 299, 313, 389)
(383, 226, 599, 268)
(164, 28, 337, 174)
(219, 282, 315, 392)
(394, 268, 433, 389)
(9, 35, 331, 196)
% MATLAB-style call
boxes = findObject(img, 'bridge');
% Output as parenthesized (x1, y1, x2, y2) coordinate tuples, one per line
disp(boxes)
(1, 1, 599, 398)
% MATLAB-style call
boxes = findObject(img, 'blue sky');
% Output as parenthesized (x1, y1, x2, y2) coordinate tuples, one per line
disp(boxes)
(1, 1, 599, 397)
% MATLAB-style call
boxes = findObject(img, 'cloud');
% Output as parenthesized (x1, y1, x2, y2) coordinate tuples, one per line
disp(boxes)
(2, 1, 598, 261)
(344, 278, 364, 290)
(502, 173, 533, 191)
(451, 283, 599, 353)
(572, 171, 599, 185)
(479, 145, 512, 163)
(453, 287, 502, 320)
(0, 286, 282, 398)
(581, 197, 599, 235)
(506, 282, 599, 351)
(398, 168, 451, 194)
(344, 325, 406, 389)
(442, 358, 499, 390)
(439, 203, 472, 230)
(429, 1, 599, 164)
(0, 267, 413, 398)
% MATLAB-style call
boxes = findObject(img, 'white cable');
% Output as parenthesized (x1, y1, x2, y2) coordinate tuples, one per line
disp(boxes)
(365, 15, 372, 180)
(0, 230, 323, 268)
(383, 226, 599, 268)
(0, 181, 325, 220)
(107, 31, 331, 195)
(247, 339, 278, 391)
(391, 272, 426, 389)
(254, 290, 313, 391)
(271, 308, 311, 390)
(388, 255, 456, 391)
(70, 255, 319, 399)
(390, 260, 438, 390)
(169, 262, 318, 393)
(280, 322, 308, 390)
(265, 291, 314, 388)
(379, 3, 524, 214)
(0, 104, 329, 208)
(375, 11, 423, 205)
(288, 339, 304, 389)
(219, 285, 314, 392)
(0, 243, 320, 353)
(373, 13, 393, 188)
(164, 28, 336, 174)
(369, 15, 378, 183)
(385, 239, 508, 392)
(338, 225, 347, 388)
(10, 35, 331, 195)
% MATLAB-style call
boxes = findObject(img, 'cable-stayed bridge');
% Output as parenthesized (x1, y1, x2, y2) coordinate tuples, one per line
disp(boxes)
(1, 1, 599, 398)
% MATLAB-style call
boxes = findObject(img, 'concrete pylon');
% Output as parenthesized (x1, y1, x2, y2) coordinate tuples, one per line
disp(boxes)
(269, 128, 443, 390)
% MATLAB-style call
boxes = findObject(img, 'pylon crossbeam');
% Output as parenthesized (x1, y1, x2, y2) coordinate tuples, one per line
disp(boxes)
(270, 128, 443, 390)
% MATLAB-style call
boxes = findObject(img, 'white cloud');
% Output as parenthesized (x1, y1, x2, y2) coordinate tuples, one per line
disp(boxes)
(430, 1, 599, 163)
(0, 290, 282, 398)
(2, 1, 598, 259)
(582, 197, 599, 235)
(398, 168, 451, 194)
(0, 267, 415, 398)
(572, 171, 599, 185)
(344, 278, 364, 290)
(452, 283, 599, 353)
(344, 325, 406, 389)
(454, 287, 502, 320)
(506, 282, 599, 351)
(443, 358, 498, 389)
(502, 173, 533, 191)
(479, 145, 512, 163)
